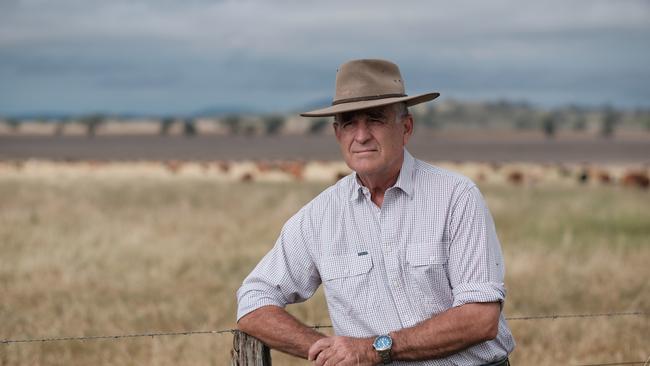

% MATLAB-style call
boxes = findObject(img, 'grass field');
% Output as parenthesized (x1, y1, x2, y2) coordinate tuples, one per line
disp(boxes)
(1, 171, 648, 365)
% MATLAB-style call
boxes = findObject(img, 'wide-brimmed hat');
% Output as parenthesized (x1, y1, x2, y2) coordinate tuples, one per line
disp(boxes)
(300, 59, 439, 117)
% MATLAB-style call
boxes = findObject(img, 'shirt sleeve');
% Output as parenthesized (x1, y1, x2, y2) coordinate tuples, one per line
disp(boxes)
(447, 185, 507, 307)
(236, 207, 321, 321)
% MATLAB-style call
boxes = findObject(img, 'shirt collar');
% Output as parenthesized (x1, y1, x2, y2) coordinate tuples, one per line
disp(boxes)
(350, 148, 416, 202)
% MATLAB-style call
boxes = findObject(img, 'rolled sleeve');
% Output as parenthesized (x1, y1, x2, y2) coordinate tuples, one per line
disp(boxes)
(451, 282, 506, 307)
(236, 208, 320, 322)
(448, 186, 507, 307)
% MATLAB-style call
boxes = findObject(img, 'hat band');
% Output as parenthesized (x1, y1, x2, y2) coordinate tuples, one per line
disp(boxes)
(332, 93, 407, 106)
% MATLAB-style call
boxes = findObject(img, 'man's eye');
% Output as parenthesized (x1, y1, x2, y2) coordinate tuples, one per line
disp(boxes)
(369, 118, 386, 125)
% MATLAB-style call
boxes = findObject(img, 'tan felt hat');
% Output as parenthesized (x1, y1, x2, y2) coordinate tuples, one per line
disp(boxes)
(301, 59, 439, 117)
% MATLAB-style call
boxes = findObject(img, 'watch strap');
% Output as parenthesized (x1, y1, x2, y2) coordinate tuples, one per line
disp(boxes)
(378, 348, 392, 364)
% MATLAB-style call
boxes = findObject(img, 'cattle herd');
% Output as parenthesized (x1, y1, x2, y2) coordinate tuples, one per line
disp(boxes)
(1, 159, 648, 189)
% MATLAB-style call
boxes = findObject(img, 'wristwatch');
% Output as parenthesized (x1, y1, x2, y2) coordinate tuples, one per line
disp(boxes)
(372, 334, 393, 364)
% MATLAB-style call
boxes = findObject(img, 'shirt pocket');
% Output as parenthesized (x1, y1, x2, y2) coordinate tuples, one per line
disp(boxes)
(320, 254, 373, 314)
(405, 242, 452, 313)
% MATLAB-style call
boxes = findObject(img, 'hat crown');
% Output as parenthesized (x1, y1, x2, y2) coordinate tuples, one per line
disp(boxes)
(334, 59, 406, 104)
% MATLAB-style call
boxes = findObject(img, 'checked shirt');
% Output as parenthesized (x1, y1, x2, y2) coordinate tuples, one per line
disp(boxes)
(237, 149, 515, 365)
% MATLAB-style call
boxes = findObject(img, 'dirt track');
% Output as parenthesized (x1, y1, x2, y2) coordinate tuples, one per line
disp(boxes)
(1, 134, 649, 163)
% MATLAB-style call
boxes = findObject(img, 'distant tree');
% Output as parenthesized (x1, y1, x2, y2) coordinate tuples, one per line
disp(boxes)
(309, 118, 330, 134)
(6, 117, 20, 131)
(183, 118, 197, 137)
(54, 119, 67, 136)
(309, 118, 329, 134)
(160, 117, 175, 135)
(80, 114, 105, 137)
(541, 112, 557, 139)
(242, 124, 257, 136)
(600, 105, 620, 138)
(514, 116, 533, 130)
(572, 114, 587, 131)
(263, 115, 285, 135)
(223, 115, 241, 135)
(419, 106, 439, 129)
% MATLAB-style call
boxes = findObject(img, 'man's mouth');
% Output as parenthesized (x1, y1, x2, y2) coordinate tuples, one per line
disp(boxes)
(352, 149, 377, 154)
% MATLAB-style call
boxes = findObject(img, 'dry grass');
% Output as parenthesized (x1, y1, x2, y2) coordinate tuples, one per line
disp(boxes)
(0, 172, 648, 365)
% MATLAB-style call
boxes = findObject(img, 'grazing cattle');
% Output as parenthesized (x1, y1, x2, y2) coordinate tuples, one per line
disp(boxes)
(240, 172, 254, 182)
(596, 170, 611, 184)
(216, 161, 231, 173)
(255, 160, 273, 173)
(507, 170, 524, 185)
(279, 161, 305, 181)
(164, 160, 183, 174)
(621, 171, 649, 189)
(557, 164, 571, 178)
(578, 169, 589, 184)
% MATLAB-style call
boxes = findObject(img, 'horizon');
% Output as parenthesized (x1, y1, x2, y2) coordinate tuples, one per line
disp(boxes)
(4, 96, 649, 120)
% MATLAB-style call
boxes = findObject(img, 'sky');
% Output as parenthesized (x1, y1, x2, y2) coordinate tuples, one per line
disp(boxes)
(1, 0, 649, 116)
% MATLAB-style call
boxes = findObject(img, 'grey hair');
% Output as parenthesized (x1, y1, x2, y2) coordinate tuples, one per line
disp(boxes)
(393, 102, 409, 122)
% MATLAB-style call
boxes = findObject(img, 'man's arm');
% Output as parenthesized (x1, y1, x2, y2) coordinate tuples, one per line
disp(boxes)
(391, 301, 500, 360)
(238, 305, 326, 359)
(308, 302, 500, 366)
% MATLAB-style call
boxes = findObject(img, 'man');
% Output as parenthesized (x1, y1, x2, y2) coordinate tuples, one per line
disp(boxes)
(237, 59, 515, 365)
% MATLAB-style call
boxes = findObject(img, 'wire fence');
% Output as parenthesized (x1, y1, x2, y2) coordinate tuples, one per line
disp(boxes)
(1, 310, 648, 366)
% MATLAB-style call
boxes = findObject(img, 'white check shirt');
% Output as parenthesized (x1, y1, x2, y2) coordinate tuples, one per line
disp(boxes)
(237, 150, 515, 365)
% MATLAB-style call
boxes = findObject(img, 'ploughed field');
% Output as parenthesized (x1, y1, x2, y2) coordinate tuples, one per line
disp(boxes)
(1, 133, 650, 163)
(0, 166, 648, 365)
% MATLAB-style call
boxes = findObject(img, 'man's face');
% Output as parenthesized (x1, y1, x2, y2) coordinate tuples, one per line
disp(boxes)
(333, 104, 413, 179)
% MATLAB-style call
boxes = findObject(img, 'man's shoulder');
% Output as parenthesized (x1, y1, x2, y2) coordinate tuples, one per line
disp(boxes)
(300, 173, 354, 212)
(412, 158, 477, 191)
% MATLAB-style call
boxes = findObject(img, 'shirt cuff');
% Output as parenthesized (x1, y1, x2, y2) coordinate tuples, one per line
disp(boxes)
(451, 282, 506, 307)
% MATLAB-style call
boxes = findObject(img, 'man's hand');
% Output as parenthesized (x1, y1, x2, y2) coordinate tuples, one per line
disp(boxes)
(307, 336, 379, 366)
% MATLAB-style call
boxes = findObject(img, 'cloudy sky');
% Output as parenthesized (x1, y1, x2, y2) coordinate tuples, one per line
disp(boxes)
(1, 0, 649, 116)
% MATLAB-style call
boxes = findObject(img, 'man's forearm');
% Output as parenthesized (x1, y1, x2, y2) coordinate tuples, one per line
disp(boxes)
(237, 305, 326, 359)
(391, 302, 501, 361)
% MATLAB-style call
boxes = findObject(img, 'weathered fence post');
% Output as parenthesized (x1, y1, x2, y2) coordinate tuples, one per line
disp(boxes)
(231, 330, 272, 366)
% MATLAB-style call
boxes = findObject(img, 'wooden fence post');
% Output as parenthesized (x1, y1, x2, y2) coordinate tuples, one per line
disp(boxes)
(231, 330, 272, 366)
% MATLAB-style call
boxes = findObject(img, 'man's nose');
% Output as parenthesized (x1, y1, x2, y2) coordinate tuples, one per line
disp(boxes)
(353, 120, 372, 143)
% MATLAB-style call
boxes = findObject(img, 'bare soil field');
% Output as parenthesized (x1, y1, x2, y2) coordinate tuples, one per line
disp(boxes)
(1, 133, 649, 163)
(1, 169, 648, 365)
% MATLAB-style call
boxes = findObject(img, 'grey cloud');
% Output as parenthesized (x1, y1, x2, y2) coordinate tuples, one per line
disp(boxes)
(0, 0, 648, 114)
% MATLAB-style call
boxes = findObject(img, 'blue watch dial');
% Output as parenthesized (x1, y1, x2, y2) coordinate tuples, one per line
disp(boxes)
(373, 335, 392, 351)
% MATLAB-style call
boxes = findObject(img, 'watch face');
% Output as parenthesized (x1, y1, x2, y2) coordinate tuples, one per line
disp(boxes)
(373, 335, 393, 351)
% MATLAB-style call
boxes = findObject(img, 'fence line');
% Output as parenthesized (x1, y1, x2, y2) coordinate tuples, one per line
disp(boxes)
(574, 361, 648, 366)
(1, 310, 646, 345)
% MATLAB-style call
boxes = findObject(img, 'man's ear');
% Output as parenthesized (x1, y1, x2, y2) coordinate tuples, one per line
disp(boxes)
(402, 114, 414, 144)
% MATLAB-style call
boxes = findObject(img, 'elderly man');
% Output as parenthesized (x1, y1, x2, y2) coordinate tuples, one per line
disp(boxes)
(236, 59, 515, 365)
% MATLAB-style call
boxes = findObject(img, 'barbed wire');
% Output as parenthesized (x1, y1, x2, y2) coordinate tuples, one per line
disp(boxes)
(505, 310, 647, 321)
(1, 329, 235, 345)
(574, 362, 648, 366)
(1, 310, 646, 345)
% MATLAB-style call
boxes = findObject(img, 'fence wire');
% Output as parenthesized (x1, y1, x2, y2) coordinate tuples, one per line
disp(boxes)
(1, 310, 646, 345)
(574, 361, 648, 366)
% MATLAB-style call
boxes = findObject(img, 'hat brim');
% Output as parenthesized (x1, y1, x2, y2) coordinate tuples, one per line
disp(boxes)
(300, 92, 440, 117)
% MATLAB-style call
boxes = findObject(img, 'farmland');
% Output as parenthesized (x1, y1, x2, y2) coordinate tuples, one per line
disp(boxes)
(1, 163, 649, 365)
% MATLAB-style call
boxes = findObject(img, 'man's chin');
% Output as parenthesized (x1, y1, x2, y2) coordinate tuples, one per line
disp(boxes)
(348, 162, 380, 177)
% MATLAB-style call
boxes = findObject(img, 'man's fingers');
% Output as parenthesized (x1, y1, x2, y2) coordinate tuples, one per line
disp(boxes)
(315, 348, 329, 366)
(307, 337, 331, 361)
